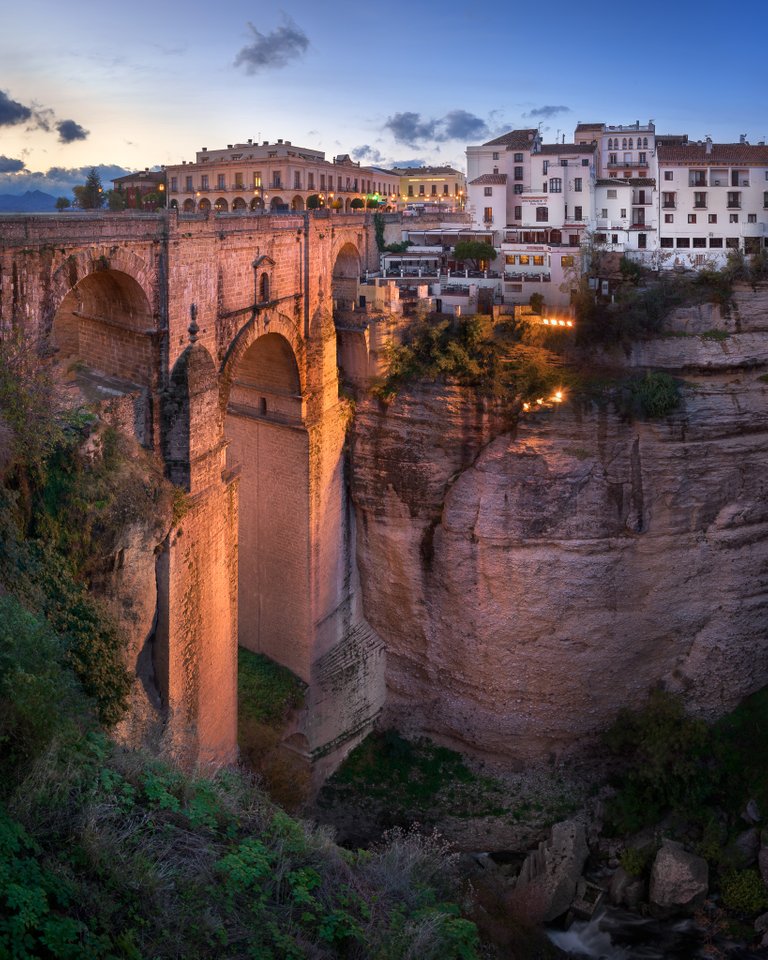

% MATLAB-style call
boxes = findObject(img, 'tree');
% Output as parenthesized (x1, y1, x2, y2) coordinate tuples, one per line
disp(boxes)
(350, 197, 364, 210)
(55, 196, 71, 212)
(306, 194, 321, 210)
(529, 292, 545, 315)
(452, 240, 496, 270)
(74, 169, 104, 209)
(106, 188, 126, 212)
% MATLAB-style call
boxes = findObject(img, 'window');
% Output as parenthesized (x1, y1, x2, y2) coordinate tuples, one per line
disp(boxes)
(431, 184, 437, 195)
(628, 138, 633, 149)
(543, 160, 549, 174)
(185, 175, 193, 191)
(170, 176, 178, 191)
(748, 213, 757, 222)
(726, 237, 739, 248)
(235, 172, 243, 188)
(601, 208, 608, 218)
(612, 234, 618, 244)
(693, 237, 707, 248)
(272, 172, 281, 188)
(665, 214, 674, 223)
(727, 192, 740, 209)
(532, 255, 545, 265)
(484, 186, 493, 196)
(505, 255, 516, 265)
(708, 214, 717, 223)
(542, 182, 548, 193)
(582, 158, 589, 166)
(764, 191, 768, 208)
(694, 192, 707, 208)
(676, 238, 690, 247)
(607, 138, 613, 149)
(217, 174, 225, 188)
(569, 234, 580, 246)
(483, 206, 493, 223)
(660, 237, 674, 248)
(514, 166, 524, 180)
(492, 152, 499, 160)
(513, 184, 523, 194)
(609, 153, 617, 164)
(419, 185, 425, 195)
(688, 214, 697, 223)
(639, 152, 647, 163)
(638, 233, 647, 249)
(493, 167, 499, 174)
(443, 184, 449, 195)
(689, 170, 706, 187)
(561, 255, 575, 266)
(319, 174, 325, 190)
(607, 189, 617, 199)
(574, 177, 582, 192)
(514, 205, 522, 219)
(622, 138, 627, 149)
(709, 237, 723, 248)
(729, 213, 739, 223)
(549, 178, 562, 193)
(664, 170, 673, 181)
(308, 173, 314, 189)
(519, 255, 530, 265)
(643, 138, 648, 148)
(259, 273, 270, 302)
(408, 186, 413, 196)
(574, 205, 583, 220)
(514, 153, 523, 162)
(620, 208, 627, 218)
(662, 192, 676, 209)
(561, 159, 568, 167)
(536, 206, 549, 222)
(201, 175, 209, 189)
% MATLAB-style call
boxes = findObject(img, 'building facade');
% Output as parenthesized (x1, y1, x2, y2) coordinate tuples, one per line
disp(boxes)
(392, 165, 466, 210)
(165, 139, 400, 213)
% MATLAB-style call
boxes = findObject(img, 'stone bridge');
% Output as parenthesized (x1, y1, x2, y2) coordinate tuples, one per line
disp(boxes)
(0, 209, 388, 775)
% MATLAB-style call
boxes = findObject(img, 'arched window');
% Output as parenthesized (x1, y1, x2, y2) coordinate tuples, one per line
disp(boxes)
(628, 138, 633, 149)
(259, 272, 270, 302)
(607, 138, 613, 150)
(643, 137, 648, 148)
(622, 138, 627, 149)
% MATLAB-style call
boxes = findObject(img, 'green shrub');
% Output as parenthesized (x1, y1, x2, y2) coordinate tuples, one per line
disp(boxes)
(619, 845, 652, 878)
(720, 870, 768, 915)
(627, 371, 681, 419)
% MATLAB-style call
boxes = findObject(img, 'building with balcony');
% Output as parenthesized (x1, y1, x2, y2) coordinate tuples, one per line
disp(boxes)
(574, 120, 657, 180)
(165, 139, 400, 213)
(656, 138, 768, 267)
(466, 128, 542, 231)
(391, 165, 466, 210)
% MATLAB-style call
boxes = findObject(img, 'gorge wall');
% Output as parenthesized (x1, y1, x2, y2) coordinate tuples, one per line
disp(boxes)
(350, 285, 768, 766)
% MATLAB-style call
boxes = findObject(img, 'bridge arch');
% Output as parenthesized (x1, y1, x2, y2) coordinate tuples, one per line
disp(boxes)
(223, 324, 310, 679)
(51, 266, 157, 388)
(232, 197, 247, 211)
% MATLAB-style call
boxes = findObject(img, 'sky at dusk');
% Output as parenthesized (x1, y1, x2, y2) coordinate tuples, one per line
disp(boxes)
(1, 0, 767, 197)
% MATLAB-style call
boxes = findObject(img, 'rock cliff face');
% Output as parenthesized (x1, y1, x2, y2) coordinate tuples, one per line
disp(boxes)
(350, 286, 768, 766)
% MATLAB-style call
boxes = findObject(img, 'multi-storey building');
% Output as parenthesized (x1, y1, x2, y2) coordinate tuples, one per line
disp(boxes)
(466, 128, 541, 229)
(166, 139, 400, 213)
(392, 165, 466, 210)
(656, 138, 768, 266)
(574, 120, 656, 180)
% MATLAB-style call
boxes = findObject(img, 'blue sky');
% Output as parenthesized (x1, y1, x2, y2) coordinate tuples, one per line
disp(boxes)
(1, 0, 766, 196)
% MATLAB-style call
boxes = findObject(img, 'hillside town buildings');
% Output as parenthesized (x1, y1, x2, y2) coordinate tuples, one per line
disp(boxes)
(391, 165, 466, 211)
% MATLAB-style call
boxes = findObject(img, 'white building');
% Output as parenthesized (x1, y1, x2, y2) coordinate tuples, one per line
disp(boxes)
(656, 138, 768, 268)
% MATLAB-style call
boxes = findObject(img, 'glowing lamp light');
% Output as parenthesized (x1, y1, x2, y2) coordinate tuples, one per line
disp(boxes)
(567, 320, 574, 327)
(542, 318, 550, 325)
(522, 402, 530, 412)
(552, 390, 564, 403)
(536, 398, 544, 405)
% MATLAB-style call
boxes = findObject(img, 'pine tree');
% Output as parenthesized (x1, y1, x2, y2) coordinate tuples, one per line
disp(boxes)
(75, 169, 104, 209)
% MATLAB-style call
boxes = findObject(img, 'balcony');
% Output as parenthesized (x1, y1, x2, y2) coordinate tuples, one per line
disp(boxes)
(727, 202, 742, 210)
(632, 197, 653, 205)
(662, 203, 676, 210)
(694, 203, 707, 209)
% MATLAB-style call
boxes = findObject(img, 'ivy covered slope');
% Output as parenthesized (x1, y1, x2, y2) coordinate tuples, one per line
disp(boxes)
(0, 339, 487, 959)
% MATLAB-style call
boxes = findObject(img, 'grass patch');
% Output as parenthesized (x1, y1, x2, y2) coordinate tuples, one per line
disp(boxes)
(238, 647, 305, 729)
(700, 329, 730, 341)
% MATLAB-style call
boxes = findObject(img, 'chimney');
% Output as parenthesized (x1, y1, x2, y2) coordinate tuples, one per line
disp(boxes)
(248, 138, 252, 144)
(740, 133, 747, 144)
(285, 140, 291, 146)
(263, 140, 268, 145)
(705, 136, 712, 155)
(277, 138, 283, 143)
(202, 147, 207, 151)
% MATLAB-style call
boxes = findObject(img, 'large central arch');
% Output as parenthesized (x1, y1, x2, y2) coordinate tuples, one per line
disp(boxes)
(224, 329, 311, 680)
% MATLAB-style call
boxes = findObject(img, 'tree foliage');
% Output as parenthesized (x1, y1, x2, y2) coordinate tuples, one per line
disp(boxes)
(452, 241, 497, 270)
(73, 169, 104, 209)
(54, 196, 71, 212)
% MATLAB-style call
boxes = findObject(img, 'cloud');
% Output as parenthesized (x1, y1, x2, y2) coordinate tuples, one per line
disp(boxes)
(351, 144, 384, 164)
(57, 119, 89, 143)
(0, 163, 131, 197)
(0, 90, 32, 126)
(441, 109, 489, 141)
(384, 110, 491, 147)
(391, 159, 427, 169)
(234, 16, 308, 73)
(523, 105, 570, 119)
(0, 156, 26, 173)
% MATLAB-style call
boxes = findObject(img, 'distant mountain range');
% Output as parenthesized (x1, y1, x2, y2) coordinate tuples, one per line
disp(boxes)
(0, 190, 58, 212)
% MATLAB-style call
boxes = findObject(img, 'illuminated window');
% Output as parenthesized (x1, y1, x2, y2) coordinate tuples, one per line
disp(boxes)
(505, 254, 516, 264)
(519, 255, 530, 265)
(561, 255, 575, 266)
(483, 207, 493, 223)
(532, 255, 544, 265)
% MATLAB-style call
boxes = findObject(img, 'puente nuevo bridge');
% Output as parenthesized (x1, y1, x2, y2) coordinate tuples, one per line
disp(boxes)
(0, 209, 392, 775)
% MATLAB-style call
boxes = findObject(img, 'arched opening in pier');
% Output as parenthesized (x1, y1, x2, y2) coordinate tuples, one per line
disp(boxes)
(224, 330, 310, 680)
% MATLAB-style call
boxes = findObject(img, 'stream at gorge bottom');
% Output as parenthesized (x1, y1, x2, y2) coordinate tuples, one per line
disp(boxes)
(548, 906, 767, 959)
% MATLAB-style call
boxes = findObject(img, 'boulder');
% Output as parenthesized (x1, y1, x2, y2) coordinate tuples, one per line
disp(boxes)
(727, 828, 760, 868)
(649, 840, 708, 914)
(507, 819, 589, 923)
(758, 845, 768, 884)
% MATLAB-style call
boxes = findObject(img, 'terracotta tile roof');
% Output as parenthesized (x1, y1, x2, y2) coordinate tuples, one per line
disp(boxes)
(629, 177, 656, 186)
(469, 173, 508, 185)
(483, 128, 538, 149)
(539, 143, 597, 155)
(658, 143, 768, 165)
